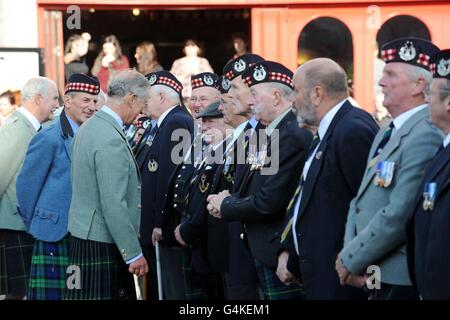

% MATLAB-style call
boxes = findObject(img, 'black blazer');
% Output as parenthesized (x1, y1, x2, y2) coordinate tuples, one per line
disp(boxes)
(281, 100, 379, 299)
(179, 141, 230, 273)
(138, 106, 194, 246)
(221, 110, 312, 268)
(212, 128, 261, 287)
(406, 144, 450, 299)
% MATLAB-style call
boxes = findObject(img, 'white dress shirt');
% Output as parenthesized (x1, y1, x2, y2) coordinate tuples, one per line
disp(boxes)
(291, 98, 347, 254)
(443, 132, 450, 148)
(18, 106, 41, 131)
(391, 103, 428, 136)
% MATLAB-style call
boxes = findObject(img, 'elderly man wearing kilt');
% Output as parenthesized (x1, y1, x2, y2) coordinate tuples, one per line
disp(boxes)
(16, 74, 99, 299)
(64, 70, 149, 300)
(0, 77, 59, 299)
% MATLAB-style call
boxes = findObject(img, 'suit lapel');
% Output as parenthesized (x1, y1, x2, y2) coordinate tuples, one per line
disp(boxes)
(296, 101, 352, 220)
(423, 146, 450, 199)
(64, 136, 73, 161)
(358, 107, 428, 196)
(137, 106, 181, 168)
(59, 110, 75, 161)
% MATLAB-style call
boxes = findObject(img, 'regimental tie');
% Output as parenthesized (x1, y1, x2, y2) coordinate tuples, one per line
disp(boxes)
(144, 122, 159, 144)
(367, 121, 394, 171)
(281, 133, 321, 242)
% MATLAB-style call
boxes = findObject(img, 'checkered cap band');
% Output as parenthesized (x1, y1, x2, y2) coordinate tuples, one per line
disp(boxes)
(268, 72, 293, 86)
(225, 70, 235, 81)
(429, 63, 437, 75)
(156, 76, 182, 93)
(191, 78, 204, 89)
(381, 49, 397, 62)
(417, 53, 431, 67)
(65, 82, 100, 94)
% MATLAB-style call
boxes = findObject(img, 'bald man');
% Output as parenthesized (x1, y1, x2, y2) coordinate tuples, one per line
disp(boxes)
(277, 58, 379, 299)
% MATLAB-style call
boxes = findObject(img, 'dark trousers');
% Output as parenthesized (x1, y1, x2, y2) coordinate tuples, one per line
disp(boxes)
(159, 245, 187, 300)
(142, 244, 160, 300)
(369, 283, 419, 300)
(188, 270, 226, 300)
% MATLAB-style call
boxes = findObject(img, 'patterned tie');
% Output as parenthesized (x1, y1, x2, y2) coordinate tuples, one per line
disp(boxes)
(307, 133, 320, 159)
(371, 122, 394, 159)
(280, 133, 321, 242)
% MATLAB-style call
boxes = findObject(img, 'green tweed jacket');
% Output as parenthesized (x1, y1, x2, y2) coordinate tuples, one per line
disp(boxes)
(68, 110, 142, 262)
(0, 110, 37, 231)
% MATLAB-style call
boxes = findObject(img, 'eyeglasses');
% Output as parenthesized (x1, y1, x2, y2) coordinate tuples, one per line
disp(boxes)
(189, 96, 215, 104)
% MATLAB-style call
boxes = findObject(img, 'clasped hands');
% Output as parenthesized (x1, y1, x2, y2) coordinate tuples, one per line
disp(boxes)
(206, 190, 231, 218)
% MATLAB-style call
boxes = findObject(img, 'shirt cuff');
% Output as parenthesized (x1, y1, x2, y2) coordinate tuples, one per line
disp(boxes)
(125, 252, 143, 265)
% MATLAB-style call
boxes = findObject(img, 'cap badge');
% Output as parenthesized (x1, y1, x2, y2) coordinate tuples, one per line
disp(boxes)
(222, 78, 230, 90)
(199, 173, 210, 193)
(253, 65, 267, 82)
(399, 41, 416, 62)
(437, 58, 450, 77)
(204, 75, 214, 86)
(233, 59, 246, 72)
(149, 74, 157, 85)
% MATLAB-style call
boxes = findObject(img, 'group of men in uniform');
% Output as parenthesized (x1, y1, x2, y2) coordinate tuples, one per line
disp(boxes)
(1, 35, 450, 300)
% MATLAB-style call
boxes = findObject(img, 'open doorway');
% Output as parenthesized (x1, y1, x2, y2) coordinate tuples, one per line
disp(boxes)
(63, 9, 251, 78)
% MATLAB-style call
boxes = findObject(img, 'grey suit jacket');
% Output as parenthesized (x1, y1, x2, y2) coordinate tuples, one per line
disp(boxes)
(68, 110, 142, 262)
(0, 110, 37, 231)
(341, 106, 443, 286)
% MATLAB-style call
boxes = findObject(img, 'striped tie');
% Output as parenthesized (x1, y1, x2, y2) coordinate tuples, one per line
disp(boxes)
(280, 133, 321, 242)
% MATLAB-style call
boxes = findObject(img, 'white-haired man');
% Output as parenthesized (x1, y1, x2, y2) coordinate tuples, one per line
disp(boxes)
(0, 77, 59, 299)
(336, 37, 442, 300)
(137, 70, 194, 299)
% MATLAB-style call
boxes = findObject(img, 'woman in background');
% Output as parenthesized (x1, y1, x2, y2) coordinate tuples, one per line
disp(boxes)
(64, 32, 91, 81)
(91, 35, 129, 92)
(0, 90, 18, 127)
(135, 41, 163, 75)
(170, 39, 213, 100)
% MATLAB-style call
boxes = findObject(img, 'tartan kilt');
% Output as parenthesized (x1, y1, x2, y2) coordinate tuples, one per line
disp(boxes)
(63, 237, 136, 300)
(27, 236, 71, 300)
(254, 258, 305, 300)
(182, 247, 208, 300)
(0, 229, 34, 296)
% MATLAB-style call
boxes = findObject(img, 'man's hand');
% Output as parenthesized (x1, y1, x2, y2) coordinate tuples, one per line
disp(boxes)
(128, 256, 149, 277)
(152, 227, 163, 246)
(174, 225, 187, 246)
(335, 254, 350, 285)
(276, 251, 298, 285)
(207, 190, 230, 219)
(345, 273, 368, 288)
